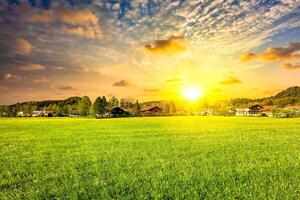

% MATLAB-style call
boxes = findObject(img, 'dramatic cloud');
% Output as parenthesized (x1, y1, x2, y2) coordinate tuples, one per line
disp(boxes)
(241, 42, 300, 62)
(282, 63, 300, 70)
(2, 73, 22, 81)
(113, 80, 131, 87)
(220, 76, 242, 85)
(58, 86, 76, 91)
(19, 64, 45, 71)
(4, 3, 102, 39)
(145, 36, 186, 54)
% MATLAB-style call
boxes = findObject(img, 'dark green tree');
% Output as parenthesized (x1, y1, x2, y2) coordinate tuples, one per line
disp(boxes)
(93, 96, 107, 116)
(79, 96, 92, 116)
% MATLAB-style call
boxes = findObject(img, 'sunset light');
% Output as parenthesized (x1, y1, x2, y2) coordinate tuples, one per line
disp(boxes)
(182, 86, 203, 101)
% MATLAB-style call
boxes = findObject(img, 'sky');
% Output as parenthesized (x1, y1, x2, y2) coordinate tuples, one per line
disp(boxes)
(0, 0, 300, 104)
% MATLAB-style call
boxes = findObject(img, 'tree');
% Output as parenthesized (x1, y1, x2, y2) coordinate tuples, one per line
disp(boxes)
(79, 96, 91, 116)
(133, 100, 141, 116)
(93, 96, 107, 116)
(109, 96, 119, 109)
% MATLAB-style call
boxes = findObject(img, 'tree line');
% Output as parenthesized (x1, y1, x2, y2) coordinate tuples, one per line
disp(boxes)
(0, 96, 145, 117)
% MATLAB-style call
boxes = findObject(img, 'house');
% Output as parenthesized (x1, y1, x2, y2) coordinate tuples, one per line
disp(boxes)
(69, 109, 80, 117)
(32, 110, 43, 117)
(235, 104, 264, 116)
(140, 106, 162, 116)
(17, 111, 25, 117)
(261, 106, 277, 117)
(110, 107, 129, 117)
(43, 111, 54, 117)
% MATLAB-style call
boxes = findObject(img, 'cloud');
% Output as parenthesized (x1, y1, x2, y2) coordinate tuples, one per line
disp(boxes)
(220, 76, 242, 85)
(61, 25, 101, 39)
(143, 88, 160, 92)
(80, 67, 102, 74)
(145, 36, 186, 54)
(19, 64, 45, 71)
(58, 86, 76, 90)
(165, 78, 182, 83)
(241, 42, 300, 62)
(282, 63, 300, 70)
(7, 3, 102, 39)
(55, 8, 98, 26)
(52, 66, 66, 70)
(2, 73, 22, 81)
(12, 38, 33, 56)
(113, 80, 131, 87)
(32, 77, 48, 83)
(0, 85, 8, 90)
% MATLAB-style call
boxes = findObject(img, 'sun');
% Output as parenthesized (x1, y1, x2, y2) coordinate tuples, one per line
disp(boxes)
(182, 86, 203, 101)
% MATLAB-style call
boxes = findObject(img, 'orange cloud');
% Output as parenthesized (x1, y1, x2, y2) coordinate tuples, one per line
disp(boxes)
(282, 63, 300, 70)
(19, 64, 45, 71)
(61, 25, 101, 39)
(241, 42, 300, 62)
(2, 73, 22, 81)
(0, 85, 8, 90)
(145, 36, 186, 54)
(55, 8, 98, 26)
(143, 88, 160, 92)
(220, 76, 242, 85)
(16, 3, 102, 39)
(113, 80, 131, 87)
(32, 77, 48, 83)
(24, 9, 53, 23)
(13, 38, 33, 55)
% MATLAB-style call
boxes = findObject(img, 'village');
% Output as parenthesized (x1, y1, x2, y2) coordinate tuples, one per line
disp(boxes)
(13, 104, 299, 118)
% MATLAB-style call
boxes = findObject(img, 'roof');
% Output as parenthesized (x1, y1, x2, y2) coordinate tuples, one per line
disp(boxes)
(262, 105, 277, 111)
(111, 107, 126, 114)
(140, 106, 162, 112)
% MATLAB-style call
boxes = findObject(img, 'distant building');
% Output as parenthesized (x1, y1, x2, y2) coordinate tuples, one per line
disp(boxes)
(32, 111, 43, 117)
(43, 111, 54, 117)
(235, 105, 264, 116)
(140, 106, 162, 116)
(110, 107, 129, 117)
(69, 109, 80, 117)
(17, 111, 25, 117)
(261, 106, 277, 117)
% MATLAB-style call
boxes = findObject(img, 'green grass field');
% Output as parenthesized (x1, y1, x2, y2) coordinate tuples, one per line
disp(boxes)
(0, 117, 300, 199)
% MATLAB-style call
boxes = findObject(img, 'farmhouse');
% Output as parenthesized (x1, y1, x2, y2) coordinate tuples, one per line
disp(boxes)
(110, 107, 129, 117)
(235, 104, 264, 116)
(140, 106, 162, 116)
(261, 106, 277, 117)
(43, 111, 54, 117)
(32, 110, 43, 117)
(69, 109, 80, 117)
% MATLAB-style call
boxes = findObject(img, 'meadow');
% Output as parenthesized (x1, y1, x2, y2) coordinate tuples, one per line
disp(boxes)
(0, 116, 299, 199)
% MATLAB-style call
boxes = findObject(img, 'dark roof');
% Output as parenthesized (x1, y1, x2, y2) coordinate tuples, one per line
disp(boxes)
(140, 106, 162, 112)
(111, 107, 126, 114)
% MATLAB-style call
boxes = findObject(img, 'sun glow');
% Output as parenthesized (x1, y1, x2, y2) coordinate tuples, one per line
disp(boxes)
(182, 86, 203, 101)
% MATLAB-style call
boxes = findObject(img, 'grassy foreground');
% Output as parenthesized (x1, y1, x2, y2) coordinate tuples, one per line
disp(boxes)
(0, 117, 299, 199)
